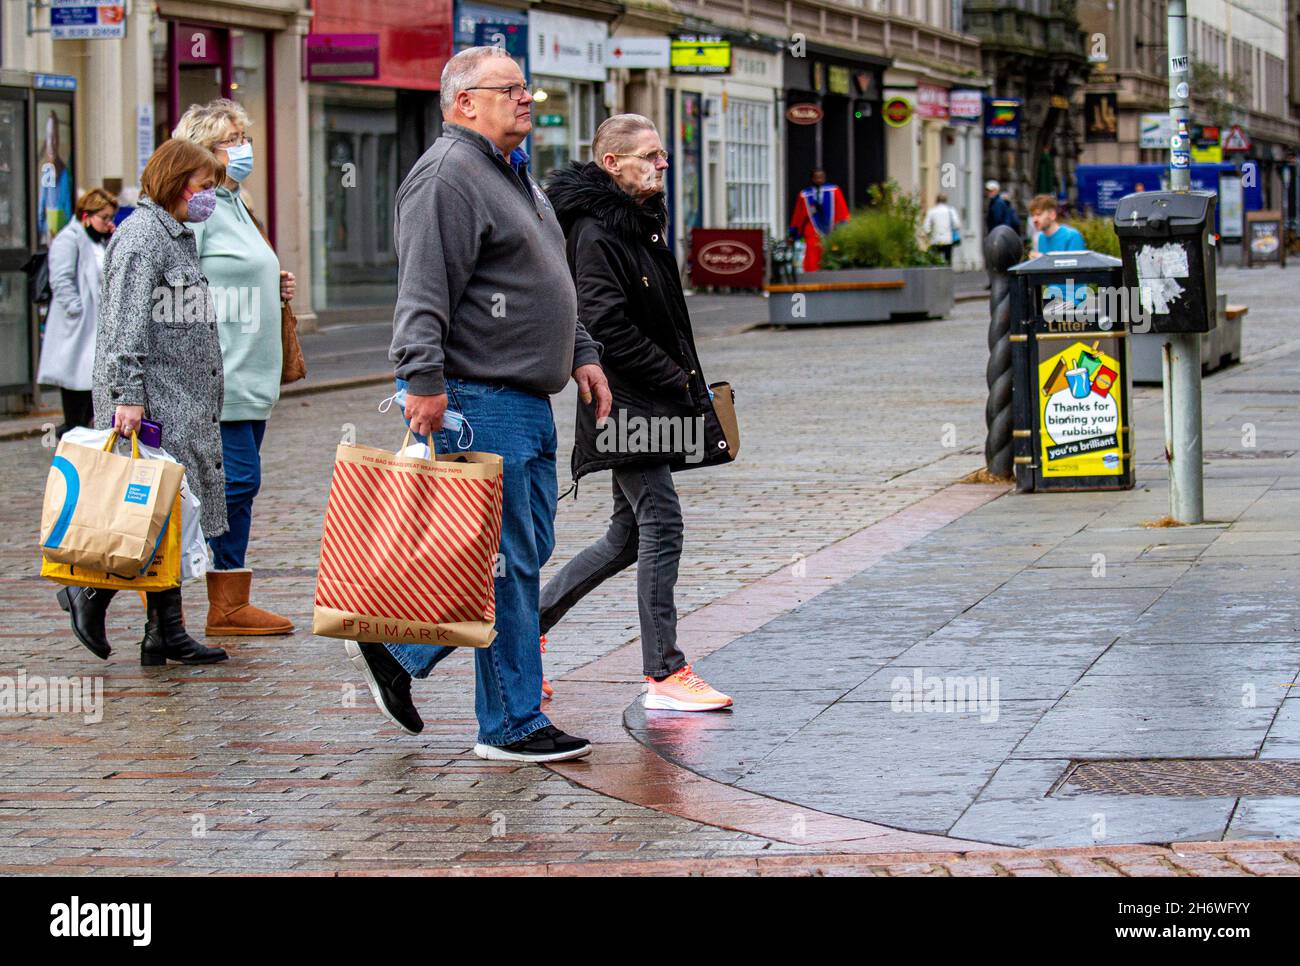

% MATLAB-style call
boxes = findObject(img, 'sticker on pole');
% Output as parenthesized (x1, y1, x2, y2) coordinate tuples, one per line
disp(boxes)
(1135, 242, 1189, 314)
(1169, 55, 1189, 73)
(1038, 341, 1123, 478)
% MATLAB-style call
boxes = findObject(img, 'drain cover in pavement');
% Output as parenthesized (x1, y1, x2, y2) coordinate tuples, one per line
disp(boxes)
(1202, 450, 1296, 460)
(1055, 760, 1300, 797)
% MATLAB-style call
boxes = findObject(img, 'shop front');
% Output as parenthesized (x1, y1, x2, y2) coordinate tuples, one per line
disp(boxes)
(664, 41, 782, 263)
(527, 10, 609, 182)
(782, 46, 887, 219)
(307, 0, 452, 323)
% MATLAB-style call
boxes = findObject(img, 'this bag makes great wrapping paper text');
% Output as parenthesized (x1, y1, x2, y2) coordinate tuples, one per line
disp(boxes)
(40, 433, 184, 575)
(312, 441, 504, 648)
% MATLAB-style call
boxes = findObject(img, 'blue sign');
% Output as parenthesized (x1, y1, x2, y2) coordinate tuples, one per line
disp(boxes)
(985, 98, 1021, 139)
(1076, 163, 1265, 233)
(33, 73, 77, 91)
(50, 1, 126, 41)
(474, 22, 528, 58)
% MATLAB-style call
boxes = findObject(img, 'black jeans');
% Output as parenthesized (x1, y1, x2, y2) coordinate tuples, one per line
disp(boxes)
(58, 389, 93, 435)
(540, 462, 687, 679)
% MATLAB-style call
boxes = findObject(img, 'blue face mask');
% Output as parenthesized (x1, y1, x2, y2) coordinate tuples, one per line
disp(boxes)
(224, 142, 254, 183)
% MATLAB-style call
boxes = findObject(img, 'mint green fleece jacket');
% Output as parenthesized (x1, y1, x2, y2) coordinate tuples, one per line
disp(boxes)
(191, 188, 282, 422)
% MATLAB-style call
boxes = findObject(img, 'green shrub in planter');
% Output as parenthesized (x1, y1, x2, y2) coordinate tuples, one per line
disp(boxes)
(818, 181, 944, 271)
(1073, 216, 1121, 258)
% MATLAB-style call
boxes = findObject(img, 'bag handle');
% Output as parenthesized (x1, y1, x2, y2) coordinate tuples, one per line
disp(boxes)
(400, 427, 437, 458)
(103, 430, 140, 459)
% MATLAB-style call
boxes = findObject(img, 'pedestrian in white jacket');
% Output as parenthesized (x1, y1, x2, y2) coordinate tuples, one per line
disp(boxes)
(36, 187, 118, 435)
(922, 193, 961, 265)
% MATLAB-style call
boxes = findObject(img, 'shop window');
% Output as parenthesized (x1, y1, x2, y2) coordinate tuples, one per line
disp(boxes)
(724, 98, 771, 229)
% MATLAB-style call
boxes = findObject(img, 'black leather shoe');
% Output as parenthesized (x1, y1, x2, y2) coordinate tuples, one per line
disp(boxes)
(56, 586, 117, 660)
(345, 642, 424, 735)
(474, 725, 592, 763)
(140, 588, 228, 665)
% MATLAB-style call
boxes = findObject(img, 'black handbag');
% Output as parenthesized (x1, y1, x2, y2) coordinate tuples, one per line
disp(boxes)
(22, 249, 51, 305)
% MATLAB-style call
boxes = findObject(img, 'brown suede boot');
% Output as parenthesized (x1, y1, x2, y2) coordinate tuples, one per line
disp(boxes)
(205, 569, 294, 636)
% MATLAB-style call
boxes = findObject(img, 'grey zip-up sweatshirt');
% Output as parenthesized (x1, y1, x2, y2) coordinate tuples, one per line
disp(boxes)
(390, 123, 601, 397)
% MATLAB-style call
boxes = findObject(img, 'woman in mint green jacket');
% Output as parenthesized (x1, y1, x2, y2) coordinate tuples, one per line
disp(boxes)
(174, 99, 296, 638)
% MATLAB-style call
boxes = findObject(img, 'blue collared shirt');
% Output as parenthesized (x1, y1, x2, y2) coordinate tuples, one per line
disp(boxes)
(490, 141, 531, 179)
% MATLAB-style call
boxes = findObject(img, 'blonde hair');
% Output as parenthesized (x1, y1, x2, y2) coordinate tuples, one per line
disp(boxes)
(173, 98, 251, 151)
(75, 187, 118, 220)
(593, 114, 657, 168)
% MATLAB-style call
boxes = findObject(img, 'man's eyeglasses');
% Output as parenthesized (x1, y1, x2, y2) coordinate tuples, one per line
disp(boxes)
(615, 150, 670, 163)
(466, 85, 531, 102)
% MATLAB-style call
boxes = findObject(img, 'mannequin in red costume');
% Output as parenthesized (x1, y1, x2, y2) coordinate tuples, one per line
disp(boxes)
(789, 169, 849, 272)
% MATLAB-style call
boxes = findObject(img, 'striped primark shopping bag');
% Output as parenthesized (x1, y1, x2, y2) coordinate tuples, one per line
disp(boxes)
(312, 432, 504, 648)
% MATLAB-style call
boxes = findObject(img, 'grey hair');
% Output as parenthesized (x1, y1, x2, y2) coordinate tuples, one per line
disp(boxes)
(173, 98, 251, 151)
(593, 114, 658, 166)
(440, 46, 515, 116)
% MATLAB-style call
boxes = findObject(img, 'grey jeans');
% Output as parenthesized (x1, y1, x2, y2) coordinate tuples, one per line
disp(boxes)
(540, 462, 687, 679)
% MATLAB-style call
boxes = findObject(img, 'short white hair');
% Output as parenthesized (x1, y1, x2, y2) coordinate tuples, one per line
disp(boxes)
(985, 180, 1001, 192)
(173, 98, 251, 151)
(593, 114, 658, 166)
(440, 46, 514, 116)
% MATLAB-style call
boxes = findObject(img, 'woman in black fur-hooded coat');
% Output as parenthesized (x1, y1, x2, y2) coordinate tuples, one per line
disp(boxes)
(538, 115, 733, 708)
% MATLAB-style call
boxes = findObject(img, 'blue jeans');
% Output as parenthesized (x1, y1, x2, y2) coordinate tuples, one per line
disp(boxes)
(385, 378, 557, 746)
(208, 420, 266, 569)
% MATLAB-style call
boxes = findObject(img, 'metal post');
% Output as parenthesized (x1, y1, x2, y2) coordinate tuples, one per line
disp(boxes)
(1166, 0, 1204, 523)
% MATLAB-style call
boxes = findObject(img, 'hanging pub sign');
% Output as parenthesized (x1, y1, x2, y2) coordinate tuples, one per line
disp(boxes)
(1085, 92, 1118, 142)
(671, 36, 731, 74)
(786, 103, 823, 126)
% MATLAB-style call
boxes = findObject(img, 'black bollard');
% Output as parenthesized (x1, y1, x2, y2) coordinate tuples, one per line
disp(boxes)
(983, 225, 1024, 479)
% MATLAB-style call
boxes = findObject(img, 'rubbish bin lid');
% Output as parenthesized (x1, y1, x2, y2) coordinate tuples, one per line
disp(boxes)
(1009, 250, 1123, 274)
(1113, 190, 1216, 235)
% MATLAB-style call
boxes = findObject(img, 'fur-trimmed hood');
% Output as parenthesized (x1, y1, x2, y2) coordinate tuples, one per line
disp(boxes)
(544, 161, 667, 238)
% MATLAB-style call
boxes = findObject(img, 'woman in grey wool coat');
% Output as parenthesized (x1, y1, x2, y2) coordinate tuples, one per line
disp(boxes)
(57, 138, 231, 666)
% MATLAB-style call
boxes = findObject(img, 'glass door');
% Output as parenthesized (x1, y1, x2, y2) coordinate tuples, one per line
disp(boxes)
(0, 89, 30, 391)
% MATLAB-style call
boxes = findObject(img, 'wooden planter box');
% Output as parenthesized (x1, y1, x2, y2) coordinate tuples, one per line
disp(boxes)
(766, 267, 954, 325)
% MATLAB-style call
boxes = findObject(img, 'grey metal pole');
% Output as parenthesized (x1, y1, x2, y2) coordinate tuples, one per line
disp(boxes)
(1166, 0, 1205, 523)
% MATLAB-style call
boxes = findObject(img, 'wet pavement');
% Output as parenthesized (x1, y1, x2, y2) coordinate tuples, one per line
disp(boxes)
(3, 264, 1299, 873)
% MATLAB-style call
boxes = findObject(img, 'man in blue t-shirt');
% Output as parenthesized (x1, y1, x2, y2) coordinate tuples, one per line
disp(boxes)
(1030, 194, 1087, 306)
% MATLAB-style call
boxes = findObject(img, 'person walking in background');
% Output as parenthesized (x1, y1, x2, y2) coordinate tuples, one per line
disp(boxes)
(985, 180, 1021, 235)
(789, 169, 849, 273)
(59, 138, 231, 666)
(37, 188, 117, 437)
(172, 99, 296, 638)
(346, 46, 611, 763)
(922, 193, 961, 265)
(539, 115, 733, 713)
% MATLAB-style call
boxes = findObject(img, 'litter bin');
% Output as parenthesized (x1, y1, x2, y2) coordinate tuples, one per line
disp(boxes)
(1009, 251, 1135, 493)
(1113, 190, 1217, 333)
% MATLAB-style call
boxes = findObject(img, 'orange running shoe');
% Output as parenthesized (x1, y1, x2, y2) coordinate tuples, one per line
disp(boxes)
(644, 665, 732, 712)
(540, 635, 554, 699)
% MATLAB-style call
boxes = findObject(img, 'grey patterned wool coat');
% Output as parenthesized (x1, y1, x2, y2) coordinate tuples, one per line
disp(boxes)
(92, 197, 228, 538)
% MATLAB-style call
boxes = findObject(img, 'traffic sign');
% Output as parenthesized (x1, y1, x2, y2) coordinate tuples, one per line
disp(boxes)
(1222, 125, 1251, 153)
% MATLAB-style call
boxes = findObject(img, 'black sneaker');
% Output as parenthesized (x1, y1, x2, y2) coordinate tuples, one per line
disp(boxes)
(474, 725, 592, 763)
(345, 642, 424, 735)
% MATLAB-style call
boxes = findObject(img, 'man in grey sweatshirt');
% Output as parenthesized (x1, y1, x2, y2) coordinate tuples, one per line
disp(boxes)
(346, 46, 612, 764)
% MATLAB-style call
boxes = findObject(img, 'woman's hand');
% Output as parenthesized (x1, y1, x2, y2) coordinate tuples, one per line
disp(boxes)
(280, 271, 296, 303)
(114, 404, 145, 436)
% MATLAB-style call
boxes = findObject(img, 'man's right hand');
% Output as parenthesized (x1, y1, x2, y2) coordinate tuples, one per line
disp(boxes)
(404, 392, 448, 439)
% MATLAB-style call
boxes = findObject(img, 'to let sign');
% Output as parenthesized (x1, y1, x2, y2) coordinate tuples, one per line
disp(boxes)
(51, 0, 126, 40)
(305, 34, 380, 81)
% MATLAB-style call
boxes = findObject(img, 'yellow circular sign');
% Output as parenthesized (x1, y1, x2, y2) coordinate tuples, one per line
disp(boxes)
(883, 96, 913, 127)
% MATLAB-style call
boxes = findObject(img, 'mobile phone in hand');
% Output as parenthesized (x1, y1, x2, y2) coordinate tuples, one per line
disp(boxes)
(111, 414, 163, 448)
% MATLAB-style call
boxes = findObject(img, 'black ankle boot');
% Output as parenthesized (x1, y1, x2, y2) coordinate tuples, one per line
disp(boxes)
(141, 588, 228, 666)
(56, 586, 117, 660)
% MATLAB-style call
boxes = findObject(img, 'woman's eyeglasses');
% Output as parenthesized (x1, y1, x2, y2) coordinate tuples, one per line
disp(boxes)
(615, 150, 670, 164)
(215, 134, 253, 149)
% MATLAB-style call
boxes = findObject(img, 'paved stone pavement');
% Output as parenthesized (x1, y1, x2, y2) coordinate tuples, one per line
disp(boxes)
(2, 265, 1299, 874)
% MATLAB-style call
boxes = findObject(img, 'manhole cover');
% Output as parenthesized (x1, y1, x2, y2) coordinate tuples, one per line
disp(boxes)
(1055, 760, 1300, 797)
(1202, 450, 1296, 460)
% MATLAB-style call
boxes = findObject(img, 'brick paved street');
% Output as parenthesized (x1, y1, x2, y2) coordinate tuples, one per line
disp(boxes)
(3, 266, 1300, 875)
